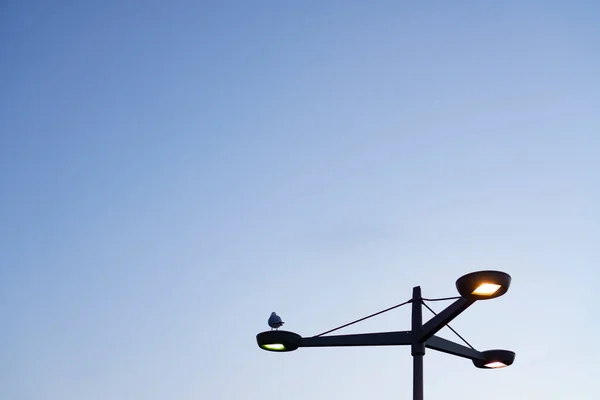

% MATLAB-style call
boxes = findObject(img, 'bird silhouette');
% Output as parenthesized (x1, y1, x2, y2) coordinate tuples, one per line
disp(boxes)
(268, 312, 284, 330)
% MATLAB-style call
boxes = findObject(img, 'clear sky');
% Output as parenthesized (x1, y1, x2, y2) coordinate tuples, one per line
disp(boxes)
(1, 1, 599, 399)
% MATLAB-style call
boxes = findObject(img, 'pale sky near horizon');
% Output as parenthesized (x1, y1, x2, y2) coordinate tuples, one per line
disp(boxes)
(1, 1, 599, 399)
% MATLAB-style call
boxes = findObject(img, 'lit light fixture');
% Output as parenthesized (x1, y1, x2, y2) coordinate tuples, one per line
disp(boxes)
(472, 283, 501, 296)
(456, 271, 511, 300)
(256, 330, 302, 352)
(473, 349, 515, 369)
(485, 361, 507, 368)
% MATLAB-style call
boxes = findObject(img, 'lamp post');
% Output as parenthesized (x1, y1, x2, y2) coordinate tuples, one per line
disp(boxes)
(256, 270, 515, 400)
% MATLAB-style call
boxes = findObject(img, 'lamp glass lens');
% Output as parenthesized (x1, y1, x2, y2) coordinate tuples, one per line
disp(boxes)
(472, 283, 501, 295)
(262, 343, 286, 351)
(485, 361, 507, 368)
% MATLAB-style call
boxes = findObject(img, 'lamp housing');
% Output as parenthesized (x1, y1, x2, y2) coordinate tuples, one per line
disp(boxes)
(456, 270, 511, 300)
(473, 349, 516, 369)
(257, 330, 302, 352)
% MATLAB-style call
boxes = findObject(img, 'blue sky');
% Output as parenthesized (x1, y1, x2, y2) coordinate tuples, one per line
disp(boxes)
(1, 1, 599, 399)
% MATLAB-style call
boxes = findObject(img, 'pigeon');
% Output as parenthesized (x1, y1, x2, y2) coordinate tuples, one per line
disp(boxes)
(268, 312, 284, 330)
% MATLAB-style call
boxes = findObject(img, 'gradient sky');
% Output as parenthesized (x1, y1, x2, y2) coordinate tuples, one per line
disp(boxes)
(1, 1, 599, 399)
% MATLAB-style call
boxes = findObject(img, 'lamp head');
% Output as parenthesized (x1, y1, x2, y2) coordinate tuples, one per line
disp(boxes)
(256, 330, 301, 352)
(473, 349, 516, 369)
(456, 270, 511, 300)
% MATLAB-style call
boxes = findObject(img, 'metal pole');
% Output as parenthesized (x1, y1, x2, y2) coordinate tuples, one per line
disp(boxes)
(413, 355, 423, 400)
(412, 286, 425, 400)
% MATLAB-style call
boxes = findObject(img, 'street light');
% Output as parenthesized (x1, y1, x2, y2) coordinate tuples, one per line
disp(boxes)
(255, 270, 515, 400)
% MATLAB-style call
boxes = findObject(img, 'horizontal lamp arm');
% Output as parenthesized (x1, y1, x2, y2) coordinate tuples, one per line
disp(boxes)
(425, 335, 484, 361)
(299, 331, 412, 348)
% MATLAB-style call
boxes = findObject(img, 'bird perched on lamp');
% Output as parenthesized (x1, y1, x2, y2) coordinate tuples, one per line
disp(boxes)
(268, 312, 284, 330)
